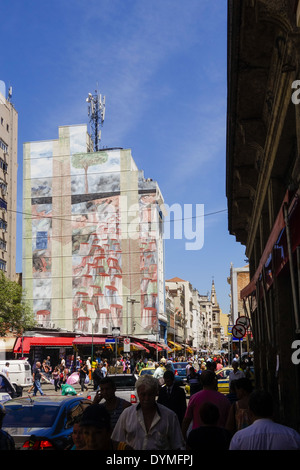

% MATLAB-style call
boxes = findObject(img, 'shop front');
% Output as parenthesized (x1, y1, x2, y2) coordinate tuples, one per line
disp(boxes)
(14, 336, 76, 368)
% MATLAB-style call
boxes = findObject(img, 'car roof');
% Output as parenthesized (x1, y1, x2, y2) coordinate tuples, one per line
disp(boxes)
(3, 396, 91, 407)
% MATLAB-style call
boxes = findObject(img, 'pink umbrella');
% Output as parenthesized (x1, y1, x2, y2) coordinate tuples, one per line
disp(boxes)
(66, 372, 79, 385)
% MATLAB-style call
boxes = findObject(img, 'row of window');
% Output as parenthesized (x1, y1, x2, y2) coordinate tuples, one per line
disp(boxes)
(0, 118, 9, 134)
(0, 130, 9, 272)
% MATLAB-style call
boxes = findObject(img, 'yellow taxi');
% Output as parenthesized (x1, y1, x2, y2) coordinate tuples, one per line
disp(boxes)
(185, 366, 255, 395)
(215, 366, 233, 394)
(185, 367, 233, 395)
(138, 367, 155, 377)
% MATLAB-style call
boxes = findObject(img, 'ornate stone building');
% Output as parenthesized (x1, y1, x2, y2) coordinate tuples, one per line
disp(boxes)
(165, 277, 219, 353)
(227, 0, 300, 428)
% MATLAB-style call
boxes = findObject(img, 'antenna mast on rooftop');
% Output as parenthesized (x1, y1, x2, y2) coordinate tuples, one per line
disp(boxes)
(86, 89, 105, 151)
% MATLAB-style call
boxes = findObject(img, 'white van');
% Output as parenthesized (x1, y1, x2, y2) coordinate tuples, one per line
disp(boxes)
(0, 360, 33, 389)
(0, 372, 17, 402)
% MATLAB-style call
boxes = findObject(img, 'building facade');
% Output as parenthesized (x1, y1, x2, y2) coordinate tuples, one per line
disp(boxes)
(165, 277, 219, 353)
(227, 0, 300, 428)
(0, 81, 18, 280)
(23, 124, 166, 342)
(228, 264, 250, 324)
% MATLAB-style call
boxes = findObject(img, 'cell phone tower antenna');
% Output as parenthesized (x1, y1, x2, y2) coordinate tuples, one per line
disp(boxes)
(86, 89, 106, 151)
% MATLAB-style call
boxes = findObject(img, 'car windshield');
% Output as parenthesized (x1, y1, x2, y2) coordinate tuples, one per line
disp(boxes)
(3, 404, 60, 428)
(140, 369, 154, 375)
(112, 376, 136, 387)
(174, 363, 188, 369)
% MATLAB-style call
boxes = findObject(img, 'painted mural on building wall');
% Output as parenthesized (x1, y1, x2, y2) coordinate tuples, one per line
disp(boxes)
(27, 126, 159, 335)
(30, 140, 53, 325)
(139, 194, 158, 332)
(71, 195, 122, 333)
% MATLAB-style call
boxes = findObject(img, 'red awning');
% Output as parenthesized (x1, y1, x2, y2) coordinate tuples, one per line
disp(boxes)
(142, 341, 163, 352)
(72, 337, 107, 345)
(241, 191, 289, 299)
(14, 336, 75, 354)
(131, 342, 150, 353)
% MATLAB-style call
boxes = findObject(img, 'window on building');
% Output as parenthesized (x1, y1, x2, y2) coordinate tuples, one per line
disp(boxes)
(0, 259, 6, 271)
(0, 159, 8, 172)
(0, 199, 7, 211)
(0, 219, 7, 231)
(0, 139, 8, 153)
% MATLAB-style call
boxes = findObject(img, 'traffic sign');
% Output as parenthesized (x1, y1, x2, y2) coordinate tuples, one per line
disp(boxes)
(105, 338, 116, 343)
(124, 337, 130, 352)
(236, 316, 250, 329)
(232, 324, 246, 339)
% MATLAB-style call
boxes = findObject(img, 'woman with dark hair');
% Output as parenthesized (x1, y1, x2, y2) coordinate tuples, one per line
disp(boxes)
(226, 377, 253, 434)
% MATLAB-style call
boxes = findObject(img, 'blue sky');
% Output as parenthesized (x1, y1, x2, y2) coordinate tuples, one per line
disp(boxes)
(1, 0, 246, 314)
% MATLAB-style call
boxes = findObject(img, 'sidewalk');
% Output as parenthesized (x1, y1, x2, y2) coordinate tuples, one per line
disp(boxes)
(23, 379, 94, 396)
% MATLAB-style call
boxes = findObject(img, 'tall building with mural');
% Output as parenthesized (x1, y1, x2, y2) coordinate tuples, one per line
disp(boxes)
(0, 81, 18, 281)
(22, 124, 166, 341)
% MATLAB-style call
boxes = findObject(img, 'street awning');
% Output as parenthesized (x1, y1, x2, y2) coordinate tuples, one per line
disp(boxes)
(72, 337, 106, 345)
(241, 190, 300, 299)
(183, 344, 194, 354)
(159, 342, 172, 352)
(168, 340, 182, 351)
(0, 337, 16, 352)
(14, 336, 75, 354)
(131, 342, 150, 353)
(141, 341, 163, 352)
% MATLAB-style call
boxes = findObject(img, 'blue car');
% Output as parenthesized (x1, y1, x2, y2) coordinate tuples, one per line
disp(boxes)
(172, 362, 189, 385)
(2, 395, 92, 450)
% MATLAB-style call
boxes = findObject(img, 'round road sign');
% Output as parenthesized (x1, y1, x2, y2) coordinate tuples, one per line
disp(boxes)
(236, 316, 250, 329)
(232, 324, 246, 339)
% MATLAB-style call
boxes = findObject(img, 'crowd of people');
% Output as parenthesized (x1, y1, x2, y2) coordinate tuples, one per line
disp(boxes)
(1, 351, 300, 450)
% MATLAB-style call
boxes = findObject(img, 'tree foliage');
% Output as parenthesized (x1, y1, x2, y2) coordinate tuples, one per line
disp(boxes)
(0, 272, 36, 336)
(72, 151, 108, 193)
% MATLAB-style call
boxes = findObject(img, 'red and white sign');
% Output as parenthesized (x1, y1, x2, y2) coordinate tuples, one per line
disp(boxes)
(236, 316, 250, 329)
(232, 324, 246, 339)
(124, 337, 130, 352)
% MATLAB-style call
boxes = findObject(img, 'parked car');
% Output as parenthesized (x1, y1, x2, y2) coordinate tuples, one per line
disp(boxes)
(185, 366, 255, 395)
(185, 367, 233, 395)
(2, 395, 92, 450)
(172, 362, 189, 385)
(137, 363, 176, 378)
(0, 359, 33, 390)
(137, 367, 155, 378)
(88, 374, 138, 404)
(0, 372, 21, 402)
(216, 366, 255, 394)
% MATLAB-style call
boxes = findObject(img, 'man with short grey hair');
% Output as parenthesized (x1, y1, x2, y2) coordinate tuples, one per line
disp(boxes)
(111, 374, 185, 450)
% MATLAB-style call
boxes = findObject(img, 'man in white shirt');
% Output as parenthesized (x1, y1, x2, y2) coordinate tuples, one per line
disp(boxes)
(1, 362, 9, 379)
(111, 374, 185, 450)
(229, 390, 300, 450)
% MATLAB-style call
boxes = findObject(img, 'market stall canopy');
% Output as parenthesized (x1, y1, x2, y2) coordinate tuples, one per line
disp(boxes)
(14, 336, 75, 354)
